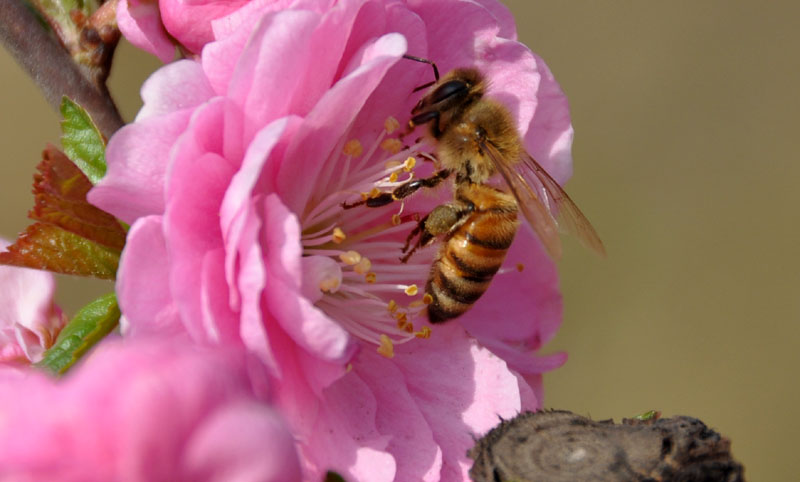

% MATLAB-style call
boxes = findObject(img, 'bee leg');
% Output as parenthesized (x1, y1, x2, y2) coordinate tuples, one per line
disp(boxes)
(400, 202, 472, 263)
(341, 169, 451, 209)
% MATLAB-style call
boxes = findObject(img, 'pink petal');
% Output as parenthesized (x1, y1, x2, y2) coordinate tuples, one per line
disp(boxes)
(261, 195, 353, 363)
(136, 60, 216, 121)
(394, 324, 522, 481)
(117, 0, 175, 63)
(524, 53, 575, 184)
(182, 400, 301, 482)
(159, 0, 248, 54)
(355, 350, 443, 481)
(307, 370, 396, 481)
(88, 109, 192, 223)
(277, 32, 407, 213)
(116, 216, 183, 337)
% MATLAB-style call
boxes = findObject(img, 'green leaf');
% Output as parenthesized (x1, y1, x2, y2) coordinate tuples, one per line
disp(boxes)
(35, 293, 120, 375)
(60, 97, 107, 184)
(32, 145, 126, 249)
(632, 410, 660, 421)
(0, 223, 120, 279)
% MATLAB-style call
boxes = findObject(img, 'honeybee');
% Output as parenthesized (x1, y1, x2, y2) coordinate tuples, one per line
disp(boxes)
(346, 56, 605, 322)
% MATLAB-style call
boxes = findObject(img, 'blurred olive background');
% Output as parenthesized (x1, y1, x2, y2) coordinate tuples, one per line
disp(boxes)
(1, 0, 797, 479)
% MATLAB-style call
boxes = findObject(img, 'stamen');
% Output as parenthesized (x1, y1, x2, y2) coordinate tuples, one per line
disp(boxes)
(339, 251, 362, 265)
(380, 138, 403, 154)
(354, 257, 372, 274)
(332, 227, 346, 244)
(391, 214, 402, 226)
(343, 139, 363, 157)
(384, 116, 400, 134)
(377, 335, 395, 358)
(389, 171, 399, 183)
(415, 326, 432, 339)
(403, 156, 416, 172)
(319, 277, 341, 293)
(422, 293, 433, 305)
(404, 284, 419, 296)
(365, 272, 377, 283)
(387, 300, 398, 313)
(369, 187, 381, 198)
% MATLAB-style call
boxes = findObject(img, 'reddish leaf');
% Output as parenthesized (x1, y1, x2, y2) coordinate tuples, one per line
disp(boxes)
(31, 145, 125, 250)
(0, 223, 119, 279)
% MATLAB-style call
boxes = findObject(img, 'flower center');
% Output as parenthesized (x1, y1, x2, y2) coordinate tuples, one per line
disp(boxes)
(299, 118, 436, 357)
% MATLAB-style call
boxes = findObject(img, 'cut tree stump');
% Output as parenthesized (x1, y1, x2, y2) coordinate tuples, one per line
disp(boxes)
(468, 410, 744, 482)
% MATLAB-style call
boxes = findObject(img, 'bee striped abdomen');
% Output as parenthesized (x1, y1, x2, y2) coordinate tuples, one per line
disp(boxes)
(426, 191, 518, 323)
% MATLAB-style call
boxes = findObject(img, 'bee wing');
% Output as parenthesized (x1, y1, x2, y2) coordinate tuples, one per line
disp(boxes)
(482, 142, 606, 259)
(518, 151, 606, 257)
(481, 141, 564, 259)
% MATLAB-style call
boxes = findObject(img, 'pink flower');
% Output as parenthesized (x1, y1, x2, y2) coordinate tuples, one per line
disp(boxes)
(92, 0, 572, 479)
(0, 238, 65, 364)
(0, 337, 300, 481)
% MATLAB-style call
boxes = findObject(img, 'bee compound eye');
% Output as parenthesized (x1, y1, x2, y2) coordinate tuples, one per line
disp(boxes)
(431, 80, 469, 105)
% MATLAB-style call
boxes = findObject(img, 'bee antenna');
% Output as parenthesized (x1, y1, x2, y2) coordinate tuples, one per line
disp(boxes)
(402, 54, 439, 81)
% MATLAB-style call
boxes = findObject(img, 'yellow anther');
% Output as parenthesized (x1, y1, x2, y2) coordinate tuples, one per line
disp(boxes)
(343, 139, 363, 157)
(403, 323, 414, 333)
(422, 293, 433, 305)
(387, 299, 398, 313)
(377, 334, 395, 358)
(339, 250, 361, 265)
(516, 263, 525, 272)
(415, 326, 432, 339)
(365, 272, 377, 283)
(391, 214, 402, 226)
(388, 171, 399, 183)
(380, 138, 403, 154)
(404, 284, 418, 296)
(384, 116, 400, 134)
(395, 312, 408, 325)
(403, 156, 416, 172)
(369, 187, 381, 198)
(319, 277, 340, 293)
(354, 257, 372, 275)
(332, 227, 346, 244)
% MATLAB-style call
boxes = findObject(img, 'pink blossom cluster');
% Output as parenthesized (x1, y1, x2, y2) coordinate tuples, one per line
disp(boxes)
(1, 0, 578, 480)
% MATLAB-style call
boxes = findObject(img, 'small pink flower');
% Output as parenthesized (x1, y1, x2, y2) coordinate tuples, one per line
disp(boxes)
(0, 337, 300, 481)
(0, 238, 65, 364)
(92, 0, 572, 479)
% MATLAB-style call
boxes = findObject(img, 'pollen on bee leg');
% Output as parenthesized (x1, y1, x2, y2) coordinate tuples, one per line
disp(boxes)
(404, 284, 419, 296)
(339, 250, 362, 265)
(403, 156, 416, 172)
(369, 187, 381, 198)
(377, 334, 395, 358)
(354, 257, 372, 274)
(384, 116, 400, 134)
(380, 138, 403, 154)
(343, 139, 363, 157)
(331, 227, 347, 244)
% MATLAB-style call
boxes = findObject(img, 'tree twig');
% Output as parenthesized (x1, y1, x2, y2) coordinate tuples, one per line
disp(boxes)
(0, 0, 123, 139)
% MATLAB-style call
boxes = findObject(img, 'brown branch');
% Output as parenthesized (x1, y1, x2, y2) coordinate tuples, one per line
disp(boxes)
(0, 0, 123, 139)
(469, 410, 745, 482)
